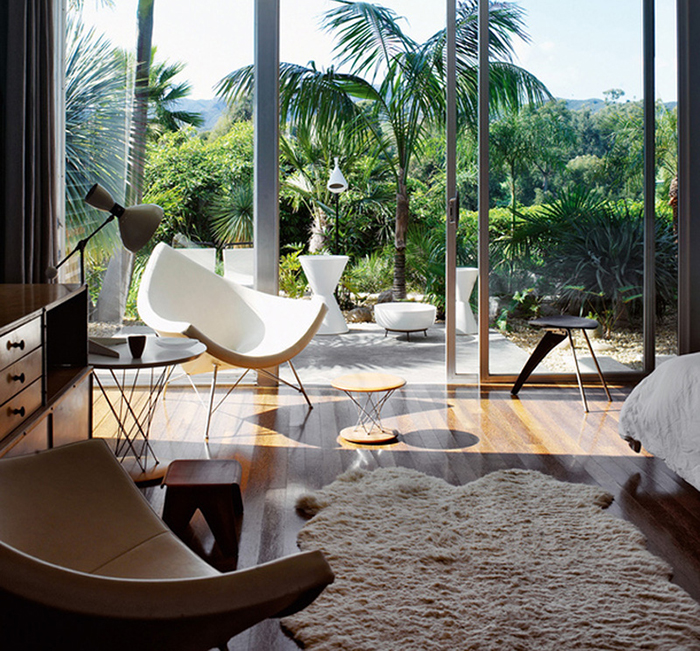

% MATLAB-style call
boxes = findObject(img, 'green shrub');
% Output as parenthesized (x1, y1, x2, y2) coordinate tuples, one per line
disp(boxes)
(514, 187, 677, 327)
(345, 249, 394, 294)
(279, 246, 308, 298)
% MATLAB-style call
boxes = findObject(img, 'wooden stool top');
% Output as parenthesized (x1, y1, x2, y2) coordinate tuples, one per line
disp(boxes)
(331, 372, 406, 393)
(529, 316, 599, 330)
(163, 459, 242, 488)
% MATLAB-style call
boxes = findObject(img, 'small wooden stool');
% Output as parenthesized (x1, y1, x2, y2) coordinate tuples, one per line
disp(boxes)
(331, 372, 406, 443)
(511, 316, 612, 412)
(161, 459, 243, 557)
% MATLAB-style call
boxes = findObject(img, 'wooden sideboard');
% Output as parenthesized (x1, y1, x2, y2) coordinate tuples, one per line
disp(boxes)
(0, 284, 92, 457)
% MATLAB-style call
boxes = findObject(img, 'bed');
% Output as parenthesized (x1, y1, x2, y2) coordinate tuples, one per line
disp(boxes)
(619, 352, 700, 491)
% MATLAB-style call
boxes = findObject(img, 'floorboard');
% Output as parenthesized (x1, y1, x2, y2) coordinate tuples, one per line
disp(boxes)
(92, 380, 700, 651)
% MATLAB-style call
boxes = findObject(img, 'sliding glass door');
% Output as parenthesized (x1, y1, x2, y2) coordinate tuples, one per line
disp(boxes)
(447, 0, 676, 385)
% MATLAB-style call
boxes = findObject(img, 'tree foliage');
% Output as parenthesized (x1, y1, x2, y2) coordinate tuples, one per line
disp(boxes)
(217, 0, 549, 298)
(65, 12, 129, 263)
(143, 122, 254, 245)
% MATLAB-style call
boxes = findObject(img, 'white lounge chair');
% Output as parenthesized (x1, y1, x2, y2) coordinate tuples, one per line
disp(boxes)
(137, 243, 327, 439)
(0, 439, 334, 650)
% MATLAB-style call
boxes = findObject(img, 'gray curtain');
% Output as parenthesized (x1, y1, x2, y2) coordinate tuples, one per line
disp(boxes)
(0, 0, 57, 283)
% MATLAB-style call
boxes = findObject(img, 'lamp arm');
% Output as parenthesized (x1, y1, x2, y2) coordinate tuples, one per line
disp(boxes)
(48, 214, 115, 283)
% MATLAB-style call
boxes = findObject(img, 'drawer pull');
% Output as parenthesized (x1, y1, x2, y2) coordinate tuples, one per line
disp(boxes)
(7, 340, 25, 351)
(11, 373, 25, 384)
(11, 407, 26, 417)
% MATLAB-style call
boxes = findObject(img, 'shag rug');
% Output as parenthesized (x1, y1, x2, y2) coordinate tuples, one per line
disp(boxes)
(282, 467, 700, 650)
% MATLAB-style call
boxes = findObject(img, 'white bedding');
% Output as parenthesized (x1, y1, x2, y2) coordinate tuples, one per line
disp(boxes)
(619, 352, 700, 491)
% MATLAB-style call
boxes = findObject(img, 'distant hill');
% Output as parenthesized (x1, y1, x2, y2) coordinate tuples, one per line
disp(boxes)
(172, 98, 227, 131)
(564, 98, 677, 112)
(564, 98, 607, 112)
(171, 97, 676, 133)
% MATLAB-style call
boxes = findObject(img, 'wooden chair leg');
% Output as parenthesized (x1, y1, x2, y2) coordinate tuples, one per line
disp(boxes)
(511, 329, 567, 395)
(198, 486, 243, 557)
(162, 489, 199, 541)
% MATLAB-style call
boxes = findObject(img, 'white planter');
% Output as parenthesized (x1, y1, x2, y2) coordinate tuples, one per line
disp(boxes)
(299, 255, 349, 335)
(456, 267, 478, 335)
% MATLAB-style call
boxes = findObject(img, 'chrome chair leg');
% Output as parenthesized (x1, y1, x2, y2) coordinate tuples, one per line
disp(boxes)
(204, 365, 219, 442)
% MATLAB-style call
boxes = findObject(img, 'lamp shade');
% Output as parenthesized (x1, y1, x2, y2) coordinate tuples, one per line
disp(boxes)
(327, 157, 348, 194)
(119, 204, 163, 252)
(84, 183, 163, 253)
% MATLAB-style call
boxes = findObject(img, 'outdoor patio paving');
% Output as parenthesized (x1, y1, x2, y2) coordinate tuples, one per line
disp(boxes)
(115, 321, 631, 387)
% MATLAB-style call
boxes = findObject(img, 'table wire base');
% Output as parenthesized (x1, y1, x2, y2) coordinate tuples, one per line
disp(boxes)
(340, 388, 399, 442)
(93, 365, 175, 475)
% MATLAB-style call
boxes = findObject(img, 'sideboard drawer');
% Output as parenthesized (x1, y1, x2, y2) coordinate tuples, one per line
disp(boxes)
(0, 347, 43, 407)
(0, 317, 42, 370)
(0, 379, 42, 439)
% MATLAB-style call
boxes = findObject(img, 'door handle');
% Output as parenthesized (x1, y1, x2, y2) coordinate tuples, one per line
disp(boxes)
(448, 194, 459, 226)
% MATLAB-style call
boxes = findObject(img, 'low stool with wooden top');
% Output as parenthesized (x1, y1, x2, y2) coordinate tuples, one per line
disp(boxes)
(161, 459, 244, 558)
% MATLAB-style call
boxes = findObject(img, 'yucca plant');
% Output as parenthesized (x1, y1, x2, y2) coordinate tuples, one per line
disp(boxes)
(514, 187, 677, 329)
(65, 13, 130, 265)
(209, 182, 254, 245)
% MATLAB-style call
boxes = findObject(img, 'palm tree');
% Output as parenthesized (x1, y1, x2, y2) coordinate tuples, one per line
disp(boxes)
(128, 0, 155, 206)
(148, 50, 204, 141)
(217, 0, 549, 298)
(65, 12, 129, 264)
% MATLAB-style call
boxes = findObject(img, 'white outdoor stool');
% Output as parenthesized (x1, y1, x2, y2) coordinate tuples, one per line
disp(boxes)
(299, 255, 349, 335)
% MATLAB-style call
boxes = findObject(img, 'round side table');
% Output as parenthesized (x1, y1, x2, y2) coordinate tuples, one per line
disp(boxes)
(90, 336, 206, 484)
(331, 372, 405, 443)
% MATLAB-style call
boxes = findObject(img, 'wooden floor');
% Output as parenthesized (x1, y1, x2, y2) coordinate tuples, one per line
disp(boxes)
(92, 379, 700, 651)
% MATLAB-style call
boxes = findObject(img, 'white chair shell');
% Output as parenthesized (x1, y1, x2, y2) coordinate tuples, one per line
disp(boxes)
(174, 246, 217, 273)
(0, 439, 333, 650)
(137, 243, 327, 437)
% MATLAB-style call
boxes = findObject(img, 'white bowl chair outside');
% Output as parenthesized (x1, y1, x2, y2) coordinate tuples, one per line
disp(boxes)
(175, 247, 217, 273)
(456, 267, 478, 335)
(374, 303, 437, 338)
(137, 243, 327, 440)
(299, 255, 349, 335)
(223, 248, 254, 288)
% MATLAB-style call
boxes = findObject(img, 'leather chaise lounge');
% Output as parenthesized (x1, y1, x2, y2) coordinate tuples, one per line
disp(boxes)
(0, 439, 333, 650)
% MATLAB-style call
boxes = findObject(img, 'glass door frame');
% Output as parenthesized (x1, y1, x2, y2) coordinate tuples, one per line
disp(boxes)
(445, 0, 659, 385)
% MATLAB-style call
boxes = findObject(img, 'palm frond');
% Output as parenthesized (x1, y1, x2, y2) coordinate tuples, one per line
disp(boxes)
(209, 183, 254, 244)
(65, 13, 129, 259)
(322, 0, 417, 79)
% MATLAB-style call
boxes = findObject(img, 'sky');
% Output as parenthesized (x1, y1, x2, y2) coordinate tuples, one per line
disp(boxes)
(80, 0, 677, 102)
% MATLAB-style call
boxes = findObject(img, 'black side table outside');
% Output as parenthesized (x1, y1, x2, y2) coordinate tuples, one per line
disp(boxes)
(511, 316, 613, 412)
